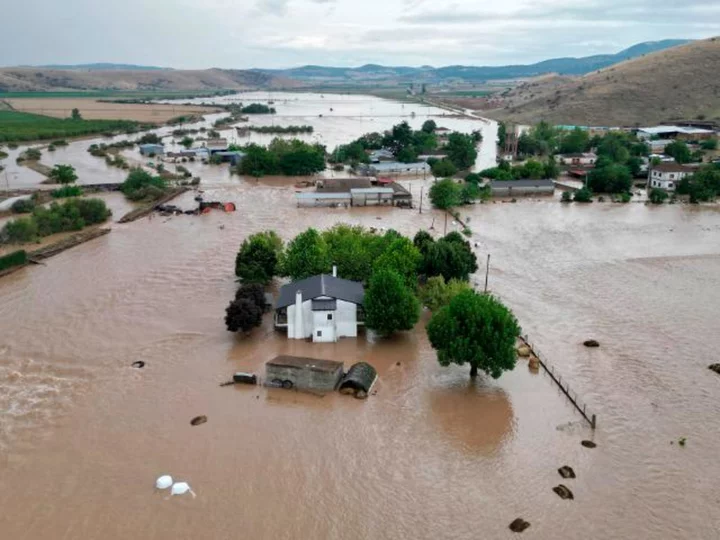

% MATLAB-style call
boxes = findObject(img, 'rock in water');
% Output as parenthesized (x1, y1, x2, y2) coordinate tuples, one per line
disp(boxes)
(558, 466, 576, 479)
(708, 364, 720, 375)
(553, 484, 574, 500)
(509, 518, 531, 533)
(583, 340, 600, 348)
(516, 345, 531, 358)
(581, 440, 597, 448)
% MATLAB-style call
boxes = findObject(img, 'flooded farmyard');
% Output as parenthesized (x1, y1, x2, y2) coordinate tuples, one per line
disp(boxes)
(1, 94, 720, 540)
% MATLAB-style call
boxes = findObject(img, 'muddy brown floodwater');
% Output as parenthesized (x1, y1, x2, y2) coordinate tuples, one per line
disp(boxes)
(1, 182, 720, 540)
(1, 94, 720, 539)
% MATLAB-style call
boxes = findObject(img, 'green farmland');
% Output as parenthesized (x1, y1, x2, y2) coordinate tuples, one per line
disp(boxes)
(0, 110, 140, 143)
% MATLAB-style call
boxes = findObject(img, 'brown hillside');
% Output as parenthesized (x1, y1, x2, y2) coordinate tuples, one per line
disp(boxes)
(485, 37, 720, 126)
(0, 68, 296, 92)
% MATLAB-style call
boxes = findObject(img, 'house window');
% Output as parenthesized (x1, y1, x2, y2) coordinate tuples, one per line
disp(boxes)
(670, 174, 675, 179)
(327, 314, 333, 321)
(668, 182, 674, 188)
(317, 330, 322, 337)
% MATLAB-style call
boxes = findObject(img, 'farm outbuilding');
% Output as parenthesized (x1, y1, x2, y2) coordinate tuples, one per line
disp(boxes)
(489, 179, 555, 197)
(265, 355, 344, 392)
(339, 362, 378, 398)
(139, 143, 164, 156)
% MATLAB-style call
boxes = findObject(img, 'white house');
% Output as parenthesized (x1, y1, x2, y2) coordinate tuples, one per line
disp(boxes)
(555, 152, 597, 166)
(274, 268, 365, 343)
(647, 163, 693, 192)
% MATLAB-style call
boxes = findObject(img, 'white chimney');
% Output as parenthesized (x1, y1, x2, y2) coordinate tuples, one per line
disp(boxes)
(332, 265, 337, 277)
(294, 290, 304, 339)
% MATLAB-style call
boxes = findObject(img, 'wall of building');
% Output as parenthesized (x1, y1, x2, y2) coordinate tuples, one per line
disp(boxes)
(287, 297, 358, 340)
(265, 364, 343, 391)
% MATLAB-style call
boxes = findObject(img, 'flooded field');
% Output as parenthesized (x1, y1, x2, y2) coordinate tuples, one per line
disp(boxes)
(1, 94, 720, 539)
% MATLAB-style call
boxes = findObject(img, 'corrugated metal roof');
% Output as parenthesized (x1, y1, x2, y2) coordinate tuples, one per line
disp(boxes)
(350, 188, 394, 194)
(490, 179, 555, 188)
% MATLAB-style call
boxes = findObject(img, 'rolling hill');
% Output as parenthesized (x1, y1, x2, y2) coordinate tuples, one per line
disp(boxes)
(483, 37, 720, 126)
(0, 67, 293, 93)
(255, 40, 689, 83)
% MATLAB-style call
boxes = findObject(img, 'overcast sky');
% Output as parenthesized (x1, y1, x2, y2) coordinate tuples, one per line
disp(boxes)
(2, 0, 719, 69)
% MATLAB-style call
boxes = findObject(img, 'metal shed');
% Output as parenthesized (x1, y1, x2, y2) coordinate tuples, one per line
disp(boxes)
(296, 192, 352, 207)
(489, 179, 555, 197)
(265, 355, 344, 392)
(339, 362, 378, 398)
(350, 187, 394, 206)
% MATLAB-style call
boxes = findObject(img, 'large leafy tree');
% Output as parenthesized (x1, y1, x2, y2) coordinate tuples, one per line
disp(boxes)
(281, 228, 330, 280)
(235, 231, 283, 284)
(364, 268, 420, 337)
(445, 132, 477, 169)
(558, 127, 590, 154)
(421, 120, 437, 134)
(427, 290, 520, 378)
(664, 140, 692, 164)
(421, 232, 478, 282)
(374, 235, 422, 289)
(419, 275, 472, 311)
(49, 164, 78, 184)
(322, 224, 375, 282)
(588, 163, 632, 193)
(431, 159, 457, 179)
(225, 297, 263, 333)
(429, 178, 461, 210)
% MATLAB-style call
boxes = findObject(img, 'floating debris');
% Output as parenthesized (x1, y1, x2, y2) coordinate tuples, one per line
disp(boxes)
(509, 518, 531, 533)
(558, 466, 576, 479)
(233, 372, 257, 385)
(581, 440, 597, 448)
(553, 484, 574, 500)
(583, 340, 600, 348)
(678, 437, 687, 447)
(190, 415, 207, 426)
(708, 364, 720, 375)
(131, 361, 145, 368)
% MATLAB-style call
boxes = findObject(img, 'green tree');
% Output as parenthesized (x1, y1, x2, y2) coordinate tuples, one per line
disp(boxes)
(460, 181, 482, 203)
(138, 133, 161, 145)
(374, 235, 422, 289)
(561, 190, 572, 203)
(544, 158, 560, 179)
(0, 217, 38, 243)
(323, 224, 375, 282)
(419, 275, 472, 311)
(120, 168, 166, 200)
(431, 159, 457, 179)
(396, 146, 419, 163)
(559, 127, 590, 154)
(413, 230, 435, 255)
(421, 233, 478, 282)
(588, 164, 632, 193)
(700, 139, 718, 151)
(519, 159, 546, 179)
(427, 290, 520, 378)
(626, 156, 643, 177)
(422, 119, 437, 133)
(48, 165, 77, 184)
(238, 144, 277, 178)
(71, 108, 82, 120)
(664, 140, 692, 164)
(445, 132, 477, 169)
(497, 122, 507, 148)
(281, 228, 330, 280)
(180, 136, 194, 149)
(225, 298, 263, 333)
(649, 188, 669, 204)
(429, 178, 461, 210)
(235, 231, 283, 284)
(364, 268, 420, 336)
(573, 187, 593, 202)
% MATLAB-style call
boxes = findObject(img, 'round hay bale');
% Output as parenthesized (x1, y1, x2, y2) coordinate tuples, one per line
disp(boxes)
(516, 345, 531, 358)
(509, 518, 530, 533)
(528, 357, 540, 371)
(190, 415, 207, 426)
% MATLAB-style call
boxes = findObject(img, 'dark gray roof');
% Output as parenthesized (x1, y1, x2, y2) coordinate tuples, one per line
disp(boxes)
(275, 274, 364, 309)
(490, 179, 555, 188)
(312, 299, 337, 311)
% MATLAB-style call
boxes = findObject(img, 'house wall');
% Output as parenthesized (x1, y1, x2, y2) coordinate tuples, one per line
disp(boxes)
(287, 298, 358, 340)
(492, 185, 554, 197)
(647, 170, 689, 191)
(312, 310, 336, 343)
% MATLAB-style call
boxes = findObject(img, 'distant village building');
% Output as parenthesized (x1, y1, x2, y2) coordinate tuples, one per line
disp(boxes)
(648, 139, 674, 154)
(296, 177, 412, 207)
(368, 149, 395, 163)
(488, 179, 555, 197)
(139, 143, 164, 156)
(214, 151, 246, 166)
(555, 152, 597, 166)
(274, 268, 365, 343)
(647, 163, 694, 191)
(636, 126, 715, 142)
(356, 161, 430, 177)
(205, 138, 229, 154)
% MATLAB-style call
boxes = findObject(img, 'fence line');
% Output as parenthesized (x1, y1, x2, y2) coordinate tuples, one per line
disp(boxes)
(520, 335, 597, 429)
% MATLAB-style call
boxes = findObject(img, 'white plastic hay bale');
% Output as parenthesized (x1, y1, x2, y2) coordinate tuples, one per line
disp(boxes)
(155, 475, 173, 490)
(171, 482, 196, 498)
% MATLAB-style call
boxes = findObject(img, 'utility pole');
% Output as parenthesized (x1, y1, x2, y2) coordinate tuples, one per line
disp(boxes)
(484, 254, 491, 293)
(444, 211, 448, 235)
(419, 186, 423, 214)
